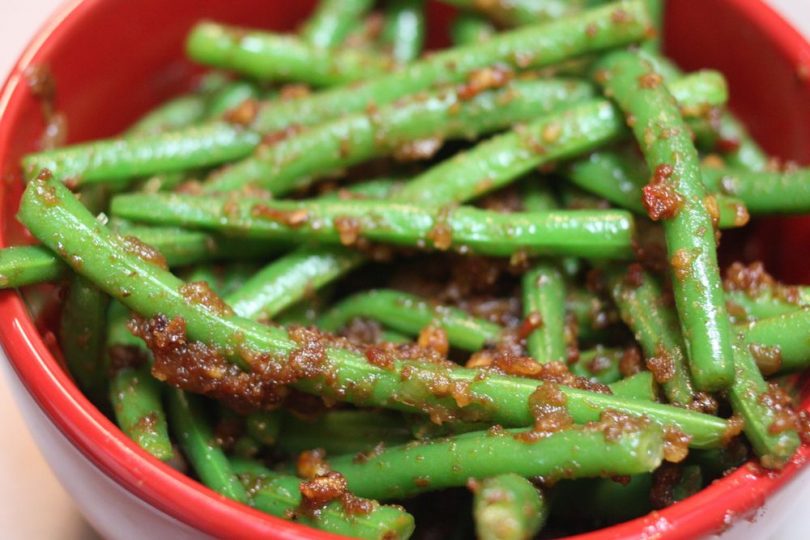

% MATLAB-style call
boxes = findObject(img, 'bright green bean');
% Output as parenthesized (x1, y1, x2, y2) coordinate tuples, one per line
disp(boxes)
(607, 266, 696, 406)
(111, 194, 636, 260)
(608, 371, 657, 401)
(381, 0, 426, 63)
(187, 22, 392, 86)
(523, 263, 567, 363)
(301, 0, 375, 48)
(441, 0, 585, 27)
(319, 289, 502, 351)
(450, 11, 496, 45)
(701, 166, 810, 215)
(230, 459, 416, 539)
(596, 50, 735, 391)
(167, 389, 249, 502)
(570, 346, 623, 384)
(473, 474, 547, 540)
(327, 423, 664, 499)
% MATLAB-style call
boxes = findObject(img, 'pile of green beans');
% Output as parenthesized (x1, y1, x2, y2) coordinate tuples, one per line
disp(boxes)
(5, 1, 810, 538)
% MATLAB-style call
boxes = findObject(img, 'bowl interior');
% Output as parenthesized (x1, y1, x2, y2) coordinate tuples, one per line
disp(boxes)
(0, 0, 809, 539)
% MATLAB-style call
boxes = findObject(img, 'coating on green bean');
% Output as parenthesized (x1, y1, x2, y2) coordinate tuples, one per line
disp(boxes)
(204, 78, 596, 194)
(596, 50, 736, 391)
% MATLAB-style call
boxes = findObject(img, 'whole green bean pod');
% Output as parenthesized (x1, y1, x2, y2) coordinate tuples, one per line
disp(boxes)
(106, 301, 174, 461)
(204, 78, 595, 194)
(126, 94, 208, 137)
(608, 371, 657, 401)
(700, 166, 810, 214)
(596, 50, 736, 391)
(450, 11, 496, 45)
(110, 194, 636, 260)
(472, 474, 547, 540)
(327, 423, 664, 500)
(19, 178, 731, 448)
(278, 410, 414, 456)
(565, 150, 751, 229)
(229, 459, 415, 540)
(187, 22, 392, 86)
(727, 340, 800, 469)
(109, 365, 174, 461)
(725, 286, 810, 322)
(523, 263, 567, 363)
(607, 266, 695, 406)
(59, 275, 109, 403)
(381, 0, 426, 63)
(22, 121, 260, 185)
(300, 0, 375, 48)
(319, 289, 502, 351)
(0, 245, 66, 287)
(167, 389, 249, 502)
(441, 0, 585, 27)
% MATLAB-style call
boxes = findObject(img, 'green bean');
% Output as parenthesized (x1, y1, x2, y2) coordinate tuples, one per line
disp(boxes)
(570, 346, 623, 384)
(127, 95, 208, 137)
(441, 0, 585, 27)
(725, 286, 810, 322)
(58, 275, 109, 403)
(642, 0, 663, 51)
(319, 289, 501, 351)
(226, 246, 364, 322)
(450, 11, 496, 45)
(381, 0, 426, 63)
(727, 339, 800, 469)
(741, 308, 810, 375)
(187, 22, 392, 86)
(245, 411, 281, 447)
(167, 390, 249, 501)
(607, 266, 695, 406)
(397, 70, 726, 205)
(204, 78, 595, 194)
(565, 150, 751, 229)
(565, 288, 619, 344)
(278, 410, 413, 456)
(205, 81, 260, 119)
(301, 0, 375, 48)
(109, 365, 174, 461)
(326, 423, 664, 500)
(608, 371, 656, 401)
(105, 301, 174, 461)
(19, 178, 731, 448)
(229, 459, 416, 540)
(111, 194, 636, 260)
(596, 50, 735, 391)
(22, 121, 260, 185)
(637, 49, 768, 172)
(520, 179, 559, 212)
(701, 166, 810, 214)
(472, 474, 547, 540)
(0, 246, 66, 287)
(523, 263, 567, 363)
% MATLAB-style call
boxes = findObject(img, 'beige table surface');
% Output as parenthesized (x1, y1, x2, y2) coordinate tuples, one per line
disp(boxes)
(1, 1, 809, 538)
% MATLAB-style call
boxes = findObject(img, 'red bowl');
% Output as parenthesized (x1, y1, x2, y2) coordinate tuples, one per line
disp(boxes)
(1, 0, 809, 538)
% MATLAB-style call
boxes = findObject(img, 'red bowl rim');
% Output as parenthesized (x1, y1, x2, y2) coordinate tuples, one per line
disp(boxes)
(0, 1, 808, 539)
